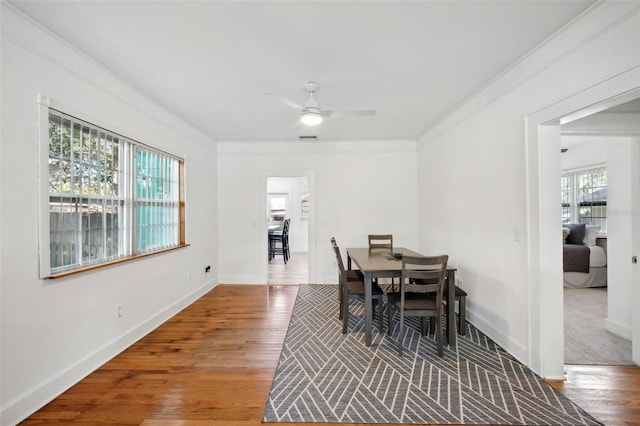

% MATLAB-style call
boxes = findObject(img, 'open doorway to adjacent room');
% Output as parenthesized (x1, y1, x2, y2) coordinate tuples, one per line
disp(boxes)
(267, 176, 309, 284)
(559, 97, 640, 366)
(526, 81, 639, 378)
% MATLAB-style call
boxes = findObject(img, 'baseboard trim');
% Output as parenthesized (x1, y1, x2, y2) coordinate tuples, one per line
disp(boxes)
(604, 317, 632, 340)
(466, 309, 529, 369)
(1, 280, 218, 426)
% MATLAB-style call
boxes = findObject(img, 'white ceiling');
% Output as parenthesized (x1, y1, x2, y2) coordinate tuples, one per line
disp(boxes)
(9, 0, 596, 142)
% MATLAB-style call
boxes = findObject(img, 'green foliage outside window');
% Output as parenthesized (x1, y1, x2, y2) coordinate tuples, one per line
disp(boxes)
(46, 109, 182, 275)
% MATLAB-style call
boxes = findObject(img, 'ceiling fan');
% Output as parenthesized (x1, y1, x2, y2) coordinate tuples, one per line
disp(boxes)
(263, 82, 376, 126)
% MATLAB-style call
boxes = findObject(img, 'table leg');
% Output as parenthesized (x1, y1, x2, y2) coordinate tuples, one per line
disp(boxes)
(364, 271, 372, 347)
(446, 269, 456, 347)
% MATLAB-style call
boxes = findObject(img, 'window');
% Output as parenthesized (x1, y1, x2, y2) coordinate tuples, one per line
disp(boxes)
(561, 166, 607, 233)
(40, 105, 185, 277)
(268, 194, 287, 223)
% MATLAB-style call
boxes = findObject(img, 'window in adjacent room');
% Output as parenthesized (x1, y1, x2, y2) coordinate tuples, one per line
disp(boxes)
(561, 166, 607, 233)
(268, 194, 287, 223)
(41, 106, 185, 278)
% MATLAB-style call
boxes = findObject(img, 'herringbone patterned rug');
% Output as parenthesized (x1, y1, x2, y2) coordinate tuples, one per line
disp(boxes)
(263, 284, 601, 425)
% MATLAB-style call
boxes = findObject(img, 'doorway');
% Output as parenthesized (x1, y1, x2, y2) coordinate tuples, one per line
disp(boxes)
(267, 176, 309, 284)
(525, 78, 640, 378)
(560, 111, 638, 365)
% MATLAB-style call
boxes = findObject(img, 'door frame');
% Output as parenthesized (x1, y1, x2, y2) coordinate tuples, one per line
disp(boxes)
(261, 172, 315, 284)
(525, 69, 640, 378)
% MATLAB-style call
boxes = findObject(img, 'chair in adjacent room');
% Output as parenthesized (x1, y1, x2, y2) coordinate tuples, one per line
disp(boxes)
(331, 237, 384, 333)
(387, 254, 448, 357)
(269, 219, 290, 263)
(282, 218, 290, 261)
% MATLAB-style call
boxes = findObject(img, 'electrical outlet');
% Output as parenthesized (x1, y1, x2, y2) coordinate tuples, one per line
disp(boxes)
(205, 265, 211, 273)
(117, 305, 123, 319)
(512, 227, 521, 242)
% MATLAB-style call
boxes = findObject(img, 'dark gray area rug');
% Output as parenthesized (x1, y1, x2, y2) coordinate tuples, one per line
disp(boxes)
(263, 284, 602, 425)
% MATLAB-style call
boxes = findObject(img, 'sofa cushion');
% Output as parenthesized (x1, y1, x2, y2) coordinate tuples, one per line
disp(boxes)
(584, 225, 601, 246)
(565, 223, 586, 245)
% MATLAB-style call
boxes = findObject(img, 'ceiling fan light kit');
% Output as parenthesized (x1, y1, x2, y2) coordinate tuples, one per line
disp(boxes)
(300, 109, 323, 126)
(264, 81, 375, 129)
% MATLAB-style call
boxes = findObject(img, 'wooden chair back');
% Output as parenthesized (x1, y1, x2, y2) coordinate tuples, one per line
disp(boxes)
(331, 237, 347, 278)
(391, 254, 448, 357)
(400, 254, 448, 311)
(368, 234, 393, 251)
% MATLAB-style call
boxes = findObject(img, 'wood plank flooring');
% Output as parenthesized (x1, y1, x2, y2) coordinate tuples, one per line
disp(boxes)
(22, 285, 298, 425)
(21, 283, 640, 425)
(268, 250, 308, 284)
(547, 365, 640, 425)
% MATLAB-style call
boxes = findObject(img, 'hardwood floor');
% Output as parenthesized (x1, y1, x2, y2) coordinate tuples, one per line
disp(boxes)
(268, 250, 308, 284)
(547, 365, 640, 425)
(22, 283, 640, 425)
(22, 285, 298, 426)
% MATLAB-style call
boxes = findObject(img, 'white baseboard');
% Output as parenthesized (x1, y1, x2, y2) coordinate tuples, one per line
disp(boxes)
(316, 276, 338, 285)
(465, 310, 529, 369)
(1, 279, 217, 426)
(290, 246, 308, 253)
(604, 317, 632, 340)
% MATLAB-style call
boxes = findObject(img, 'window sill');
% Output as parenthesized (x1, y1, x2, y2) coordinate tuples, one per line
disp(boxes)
(47, 244, 191, 279)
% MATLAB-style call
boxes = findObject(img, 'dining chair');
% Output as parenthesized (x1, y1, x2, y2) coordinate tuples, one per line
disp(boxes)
(368, 234, 393, 251)
(426, 284, 467, 336)
(447, 284, 467, 336)
(331, 237, 384, 333)
(330, 237, 363, 318)
(368, 234, 395, 290)
(282, 218, 291, 261)
(269, 219, 290, 263)
(387, 254, 448, 357)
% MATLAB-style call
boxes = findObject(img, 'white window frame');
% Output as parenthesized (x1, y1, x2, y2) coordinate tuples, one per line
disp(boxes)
(561, 165, 607, 233)
(37, 94, 185, 278)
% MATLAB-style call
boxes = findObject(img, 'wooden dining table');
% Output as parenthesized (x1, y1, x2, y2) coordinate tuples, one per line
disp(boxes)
(346, 247, 457, 347)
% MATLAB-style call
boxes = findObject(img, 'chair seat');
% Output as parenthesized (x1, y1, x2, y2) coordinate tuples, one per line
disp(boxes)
(388, 292, 439, 310)
(347, 280, 384, 296)
(345, 269, 363, 282)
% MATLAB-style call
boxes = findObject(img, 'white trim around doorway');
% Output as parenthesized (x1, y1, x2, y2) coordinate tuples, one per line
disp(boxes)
(525, 68, 640, 379)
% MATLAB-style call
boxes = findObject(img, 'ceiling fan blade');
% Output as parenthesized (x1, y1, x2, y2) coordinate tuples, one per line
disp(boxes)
(323, 109, 376, 118)
(262, 91, 303, 110)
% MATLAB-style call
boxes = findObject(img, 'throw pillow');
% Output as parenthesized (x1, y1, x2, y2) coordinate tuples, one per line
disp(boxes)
(562, 227, 570, 244)
(585, 225, 601, 246)
(565, 223, 586, 245)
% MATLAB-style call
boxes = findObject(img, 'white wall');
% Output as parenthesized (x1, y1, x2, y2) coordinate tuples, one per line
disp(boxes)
(217, 140, 418, 284)
(416, 1, 640, 376)
(267, 176, 309, 252)
(0, 5, 218, 425)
